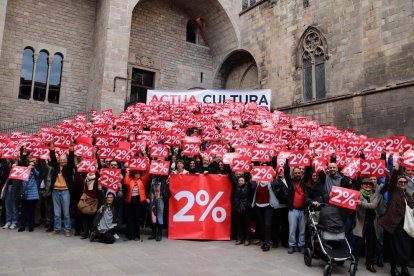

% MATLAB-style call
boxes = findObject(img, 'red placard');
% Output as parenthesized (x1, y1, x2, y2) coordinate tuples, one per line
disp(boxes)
(77, 159, 97, 173)
(99, 168, 121, 191)
(165, 133, 182, 147)
(168, 174, 231, 240)
(231, 157, 251, 172)
(74, 143, 94, 159)
(129, 156, 148, 170)
(53, 133, 72, 148)
(401, 150, 414, 170)
(182, 142, 200, 156)
(404, 141, 414, 152)
(342, 158, 360, 179)
(130, 139, 146, 153)
(385, 136, 406, 151)
(223, 153, 238, 165)
(329, 186, 360, 210)
(149, 160, 170, 175)
(150, 144, 169, 158)
(314, 138, 335, 153)
(95, 135, 122, 147)
(360, 160, 386, 177)
(251, 166, 275, 182)
(76, 137, 93, 145)
(2, 145, 20, 159)
(251, 148, 272, 162)
(346, 140, 363, 157)
(291, 137, 310, 151)
(113, 147, 132, 162)
(32, 146, 50, 160)
(288, 151, 311, 167)
(8, 166, 31, 181)
(235, 146, 253, 158)
(98, 146, 116, 159)
(363, 138, 384, 153)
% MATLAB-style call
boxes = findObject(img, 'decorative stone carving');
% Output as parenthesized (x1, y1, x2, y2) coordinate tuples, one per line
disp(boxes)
(135, 54, 155, 68)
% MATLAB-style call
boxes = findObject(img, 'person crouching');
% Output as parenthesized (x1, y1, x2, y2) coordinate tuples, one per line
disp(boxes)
(89, 190, 118, 244)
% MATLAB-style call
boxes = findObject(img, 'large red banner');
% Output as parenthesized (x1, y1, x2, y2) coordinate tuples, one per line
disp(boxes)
(168, 174, 232, 240)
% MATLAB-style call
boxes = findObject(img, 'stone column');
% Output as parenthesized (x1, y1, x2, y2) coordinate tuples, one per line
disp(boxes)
(87, 0, 136, 115)
(0, 0, 8, 57)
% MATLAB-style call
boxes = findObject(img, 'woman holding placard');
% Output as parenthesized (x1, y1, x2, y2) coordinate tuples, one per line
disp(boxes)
(352, 178, 380, 273)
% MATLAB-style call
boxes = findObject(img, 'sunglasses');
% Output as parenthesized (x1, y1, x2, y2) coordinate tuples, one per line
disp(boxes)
(110, 164, 118, 167)
(398, 181, 408, 184)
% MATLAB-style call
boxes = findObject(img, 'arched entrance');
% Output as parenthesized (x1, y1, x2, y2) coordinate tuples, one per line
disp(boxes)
(214, 50, 260, 90)
(126, 0, 239, 105)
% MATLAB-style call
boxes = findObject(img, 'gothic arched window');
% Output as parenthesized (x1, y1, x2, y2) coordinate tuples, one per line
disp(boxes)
(298, 27, 327, 102)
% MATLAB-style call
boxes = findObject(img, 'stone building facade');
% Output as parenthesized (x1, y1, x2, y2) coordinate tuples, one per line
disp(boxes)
(0, 0, 412, 138)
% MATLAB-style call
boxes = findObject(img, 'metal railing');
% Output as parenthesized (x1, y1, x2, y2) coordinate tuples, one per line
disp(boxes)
(0, 107, 90, 135)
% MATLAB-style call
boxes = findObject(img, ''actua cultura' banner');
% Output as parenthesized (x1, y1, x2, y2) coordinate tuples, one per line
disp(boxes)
(146, 89, 271, 108)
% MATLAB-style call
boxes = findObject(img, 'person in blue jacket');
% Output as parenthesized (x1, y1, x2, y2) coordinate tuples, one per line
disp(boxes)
(18, 158, 40, 232)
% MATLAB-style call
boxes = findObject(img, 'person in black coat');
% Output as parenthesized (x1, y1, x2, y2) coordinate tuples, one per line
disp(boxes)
(233, 177, 252, 246)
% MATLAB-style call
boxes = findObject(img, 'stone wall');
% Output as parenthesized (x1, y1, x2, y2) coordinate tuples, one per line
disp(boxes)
(238, 0, 414, 109)
(282, 85, 414, 139)
(129, 0, 214, 91)
(0, 0, 96, 123)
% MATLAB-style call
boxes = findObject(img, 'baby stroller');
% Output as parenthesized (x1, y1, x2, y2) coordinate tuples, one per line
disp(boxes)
(304, 203, 356, 276)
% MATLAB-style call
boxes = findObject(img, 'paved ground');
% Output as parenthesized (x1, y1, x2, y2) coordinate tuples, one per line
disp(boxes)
(0, 227, 393, 276)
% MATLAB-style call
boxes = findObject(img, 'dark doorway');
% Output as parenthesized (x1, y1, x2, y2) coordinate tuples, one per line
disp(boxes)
(129, 68, 155, 105)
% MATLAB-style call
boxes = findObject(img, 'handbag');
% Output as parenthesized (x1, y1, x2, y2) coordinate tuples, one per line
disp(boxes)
(77, 193, 98, 215)
(403, 198, 414, 238)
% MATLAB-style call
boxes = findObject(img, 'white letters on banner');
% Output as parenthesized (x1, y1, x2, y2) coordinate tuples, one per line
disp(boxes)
(146, 90, 272, 108)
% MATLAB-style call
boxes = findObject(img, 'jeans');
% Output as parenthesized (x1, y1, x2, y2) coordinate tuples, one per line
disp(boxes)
(5, 185, 18, 224)
(288, 208, 306, 248)
(52, 190, 71, 233)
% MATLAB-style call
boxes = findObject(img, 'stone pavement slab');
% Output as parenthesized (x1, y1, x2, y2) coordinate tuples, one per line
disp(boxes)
(0, 227, 395, 275)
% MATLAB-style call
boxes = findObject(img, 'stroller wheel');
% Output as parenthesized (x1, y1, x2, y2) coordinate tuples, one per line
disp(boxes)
(349, 264, 356, 276)
(323, 264, 332, 276)
(304, 248, 312, 267)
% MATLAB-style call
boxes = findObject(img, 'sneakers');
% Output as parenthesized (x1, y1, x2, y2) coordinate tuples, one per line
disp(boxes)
(2, 222, 11, 229)
(9, 224, 16, 229)
(113, 234, 120, 240)
(288, 247, 295, 254)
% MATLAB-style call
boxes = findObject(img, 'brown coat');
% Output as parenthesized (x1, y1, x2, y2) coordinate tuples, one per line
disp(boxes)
(379, 169, 414, 234)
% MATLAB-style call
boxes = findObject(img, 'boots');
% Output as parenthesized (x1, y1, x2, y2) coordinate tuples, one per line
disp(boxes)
(148, 225, 156, 240)
(391, 264, 401, 276)
(156, 224, 163, 241)
(401, 267, 411, 276)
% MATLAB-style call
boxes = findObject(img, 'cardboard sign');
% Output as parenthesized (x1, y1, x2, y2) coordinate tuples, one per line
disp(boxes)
(77, 159, 98, 173)
(99, 168, 121, 191)
(329, 186, 360, 210)
(251, 166, 275, 182)
(169, 174, 232, 240)
(9, 166, 31, 181)
(149, 160, 170, 175)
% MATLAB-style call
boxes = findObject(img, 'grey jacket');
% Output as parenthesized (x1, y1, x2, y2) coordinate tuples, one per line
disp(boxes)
(352, 189, 380, 238)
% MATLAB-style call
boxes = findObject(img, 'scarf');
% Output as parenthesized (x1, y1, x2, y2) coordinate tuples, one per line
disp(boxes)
(360, 189, 373, 201)
(86, 174, 96, 191)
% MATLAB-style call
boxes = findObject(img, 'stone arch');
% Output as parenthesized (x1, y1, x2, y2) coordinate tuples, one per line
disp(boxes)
(214, 49, 260, 89)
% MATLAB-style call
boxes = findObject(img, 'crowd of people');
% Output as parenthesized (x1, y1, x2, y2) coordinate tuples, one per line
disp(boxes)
(0, 101, 413, 276)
